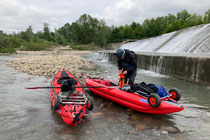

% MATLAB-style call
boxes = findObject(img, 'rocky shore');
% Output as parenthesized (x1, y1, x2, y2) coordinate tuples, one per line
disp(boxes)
(7, 48, 96, 84)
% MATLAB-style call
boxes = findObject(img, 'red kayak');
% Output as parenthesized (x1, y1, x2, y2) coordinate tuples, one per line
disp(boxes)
(50, 69, 94, 126)
(85, 77, 184, 114)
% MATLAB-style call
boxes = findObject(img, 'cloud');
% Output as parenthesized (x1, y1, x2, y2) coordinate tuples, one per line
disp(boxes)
(0, 0, 209, 33)
(101, 0, 210, 26)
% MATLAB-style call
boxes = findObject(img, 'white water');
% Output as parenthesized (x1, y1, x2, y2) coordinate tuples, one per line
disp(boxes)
(121, 23, 210, 54)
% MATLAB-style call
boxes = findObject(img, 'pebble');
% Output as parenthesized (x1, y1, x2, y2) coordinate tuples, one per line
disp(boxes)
(7, 50, 96, 85)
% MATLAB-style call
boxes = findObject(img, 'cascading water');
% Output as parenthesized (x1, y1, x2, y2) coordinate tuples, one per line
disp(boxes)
(97, 51, 109, 62)
(156, 56, 163, 73)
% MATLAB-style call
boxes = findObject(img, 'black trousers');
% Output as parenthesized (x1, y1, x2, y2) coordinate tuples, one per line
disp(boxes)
(124, 70, 137, 84)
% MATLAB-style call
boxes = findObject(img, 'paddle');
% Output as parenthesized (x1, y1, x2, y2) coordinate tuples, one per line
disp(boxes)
(25, 86, 116, 89)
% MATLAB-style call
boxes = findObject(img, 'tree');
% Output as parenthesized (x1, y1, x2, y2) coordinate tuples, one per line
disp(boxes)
(95, 20, 111, 47)
(19, 25, 34, 41)
(177, 10, 191, 28)
(120, 25, 135, 39)
(55, 29, 66, 45)
(43, 23, 54, 41)
(58, 23, 73, 43)
(26, 25, 33, 35)
(134, 24, 144, 39)
(203, 9, 210, 23)
(108, 27, 122, 43)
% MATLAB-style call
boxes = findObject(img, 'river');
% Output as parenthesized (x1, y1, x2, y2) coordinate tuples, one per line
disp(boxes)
(0, 53, 210, 140)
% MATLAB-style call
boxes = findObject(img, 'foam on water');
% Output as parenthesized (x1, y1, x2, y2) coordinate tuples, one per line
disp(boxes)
(137, 69, 169, 78)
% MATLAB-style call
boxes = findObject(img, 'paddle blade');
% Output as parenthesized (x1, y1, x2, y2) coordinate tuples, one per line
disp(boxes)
(25, 87, 43, 89)
(25, 86, 60, 89)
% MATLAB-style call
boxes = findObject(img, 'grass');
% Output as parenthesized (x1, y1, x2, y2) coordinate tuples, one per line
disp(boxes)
(19, 41, 57, 51)
(71, 44, 101, 51)
(0, 48, 16, 53)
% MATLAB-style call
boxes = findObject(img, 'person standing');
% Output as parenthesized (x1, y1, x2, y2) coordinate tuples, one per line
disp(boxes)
(114, 49, 137, 84)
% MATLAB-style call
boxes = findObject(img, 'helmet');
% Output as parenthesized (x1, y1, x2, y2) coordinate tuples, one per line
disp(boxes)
(115, 49, 125, 59)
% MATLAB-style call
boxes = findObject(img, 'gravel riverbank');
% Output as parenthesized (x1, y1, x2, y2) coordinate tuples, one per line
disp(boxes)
(7, 48, 96, 84)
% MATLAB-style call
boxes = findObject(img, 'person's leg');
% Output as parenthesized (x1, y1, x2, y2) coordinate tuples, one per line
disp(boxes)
(128, 70, 137, 84)
(124, 74, 129, 84)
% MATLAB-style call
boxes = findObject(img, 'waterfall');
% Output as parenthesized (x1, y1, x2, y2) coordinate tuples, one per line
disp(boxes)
(149, 56, 155, 71)
(98, 52, 109, 62)
(149, 56, 164, 74)
(156, 56, 164, 73)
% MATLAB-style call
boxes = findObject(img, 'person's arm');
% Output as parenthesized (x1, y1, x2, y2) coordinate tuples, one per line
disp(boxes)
(126, 53, 137, 73)
(118, 59, 123, 70)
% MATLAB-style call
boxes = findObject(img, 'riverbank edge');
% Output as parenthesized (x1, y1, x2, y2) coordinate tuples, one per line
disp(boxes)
(6, 48, 97, 85)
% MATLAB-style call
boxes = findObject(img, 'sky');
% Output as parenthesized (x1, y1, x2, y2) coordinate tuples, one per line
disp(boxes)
(0, 0, 209, 33)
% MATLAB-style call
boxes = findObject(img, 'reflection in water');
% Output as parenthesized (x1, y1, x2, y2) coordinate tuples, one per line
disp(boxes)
(1, 54, 210, 140)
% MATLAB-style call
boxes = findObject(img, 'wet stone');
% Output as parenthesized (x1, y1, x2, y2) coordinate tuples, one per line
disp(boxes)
(134, 123, 147, 131)
(89, 112, 103, 120)
(126, 109, 134, 115)
(7, 51, 96, 84)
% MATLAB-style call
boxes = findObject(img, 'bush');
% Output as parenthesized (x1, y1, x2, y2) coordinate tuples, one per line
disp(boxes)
(0, 48, 16, 53)
(20, 41, 57, 51)
(0, 34, 20, 49)
(71, 43, 100, 51)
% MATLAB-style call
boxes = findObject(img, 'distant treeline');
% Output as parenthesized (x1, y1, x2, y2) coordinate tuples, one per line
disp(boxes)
(0, 9, 209, 53)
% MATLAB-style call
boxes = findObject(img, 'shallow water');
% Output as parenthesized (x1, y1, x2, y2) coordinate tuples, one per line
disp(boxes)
(0, 54, 210, 140)
(84, 53, 210, 140)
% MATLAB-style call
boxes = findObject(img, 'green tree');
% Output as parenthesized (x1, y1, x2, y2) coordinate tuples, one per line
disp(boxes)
(95, 20, 111, 47)
(19, 26, 34, 42)
(120, 25, 135, 39)
(43, 23, 54, 41)
(134, 23, 144, 39)
(55, 29, 66, 45)
(108, 27, 122, 43)
(203, 9, 210, 23)
(57, 23, 73, 43)
(177, 10, 191, 28)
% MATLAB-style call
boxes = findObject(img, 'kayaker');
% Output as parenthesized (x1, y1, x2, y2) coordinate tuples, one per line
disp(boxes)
(114, 49, 137, 84)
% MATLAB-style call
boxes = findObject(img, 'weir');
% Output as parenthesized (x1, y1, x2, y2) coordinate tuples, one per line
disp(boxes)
(103, 23, 210, 85)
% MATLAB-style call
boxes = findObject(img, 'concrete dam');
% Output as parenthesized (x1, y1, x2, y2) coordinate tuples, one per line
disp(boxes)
(105, 23, 210, 85)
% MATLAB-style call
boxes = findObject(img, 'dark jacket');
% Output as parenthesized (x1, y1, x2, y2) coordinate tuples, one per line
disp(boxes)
(118, 49, 137, 73)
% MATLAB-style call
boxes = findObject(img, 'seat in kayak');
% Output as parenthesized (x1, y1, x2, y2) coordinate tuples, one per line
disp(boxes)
(57, 71, 77, 84)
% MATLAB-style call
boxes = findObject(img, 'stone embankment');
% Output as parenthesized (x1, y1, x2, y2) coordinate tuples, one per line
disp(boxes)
(7, 49, 95, 84)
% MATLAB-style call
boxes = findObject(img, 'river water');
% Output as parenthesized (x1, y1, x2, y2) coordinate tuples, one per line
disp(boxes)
(0, 53, 210, 140)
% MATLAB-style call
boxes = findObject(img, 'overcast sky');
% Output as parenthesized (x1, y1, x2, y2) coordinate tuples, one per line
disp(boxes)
(0, 0, 209, 33)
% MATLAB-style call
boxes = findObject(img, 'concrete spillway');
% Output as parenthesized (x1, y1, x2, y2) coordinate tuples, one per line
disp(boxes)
(105, 23, 210, 85)
(121, 23, 210, 53)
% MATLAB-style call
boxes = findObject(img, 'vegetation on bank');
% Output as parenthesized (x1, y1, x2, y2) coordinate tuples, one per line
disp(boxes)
(0, 9, 209, 53)
(19, 41, 57, 51)
(71, 43, 101, 51)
